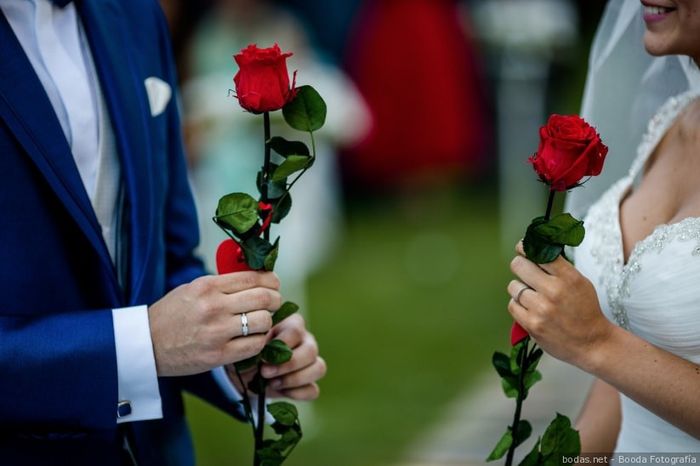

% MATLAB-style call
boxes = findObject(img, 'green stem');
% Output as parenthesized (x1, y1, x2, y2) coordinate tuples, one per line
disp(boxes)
(262, 112, 272, 242)
(254, 112, 272, 466)
(232, 367, 257, 434)
(505, 338, 530, 466)
(544, 190, 556, 221)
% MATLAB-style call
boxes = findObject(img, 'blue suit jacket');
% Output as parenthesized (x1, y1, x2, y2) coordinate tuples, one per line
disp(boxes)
(0, 1, 241, 464)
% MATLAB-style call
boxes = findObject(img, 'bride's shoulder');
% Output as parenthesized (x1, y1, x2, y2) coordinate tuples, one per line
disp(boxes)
(677, 97, 700, 145)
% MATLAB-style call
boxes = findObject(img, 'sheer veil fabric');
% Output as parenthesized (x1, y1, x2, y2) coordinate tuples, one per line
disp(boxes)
(565, 0, 700, 220)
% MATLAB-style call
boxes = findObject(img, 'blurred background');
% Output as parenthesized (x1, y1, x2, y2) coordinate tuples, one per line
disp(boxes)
(159, 0, 607, 464)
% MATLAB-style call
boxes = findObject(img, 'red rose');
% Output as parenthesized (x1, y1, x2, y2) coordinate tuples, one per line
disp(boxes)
(528, 115, 608, 192)
(510, 322, 528, 346)
(216, 239, 251, 274)
(233, 44, 296, 114)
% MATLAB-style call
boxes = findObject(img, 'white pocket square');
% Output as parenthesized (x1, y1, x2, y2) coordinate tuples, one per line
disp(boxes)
(144, 76, 172, 117)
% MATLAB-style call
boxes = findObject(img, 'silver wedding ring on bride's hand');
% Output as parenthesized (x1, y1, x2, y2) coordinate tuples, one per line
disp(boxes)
(240, 313, 249, 337)
(515, 285, 532, 307)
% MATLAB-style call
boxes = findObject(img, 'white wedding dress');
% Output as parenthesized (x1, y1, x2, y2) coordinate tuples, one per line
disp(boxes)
(574, 90, 700, 452)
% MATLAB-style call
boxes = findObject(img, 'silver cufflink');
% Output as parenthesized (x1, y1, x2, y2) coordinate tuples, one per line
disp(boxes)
(117, 400, 132, 418)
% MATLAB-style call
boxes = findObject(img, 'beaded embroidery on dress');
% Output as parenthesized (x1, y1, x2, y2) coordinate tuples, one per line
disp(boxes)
(574, 90, 700, 452)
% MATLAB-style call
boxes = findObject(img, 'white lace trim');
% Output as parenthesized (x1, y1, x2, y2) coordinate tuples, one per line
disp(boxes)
(585, 90, 700, 329)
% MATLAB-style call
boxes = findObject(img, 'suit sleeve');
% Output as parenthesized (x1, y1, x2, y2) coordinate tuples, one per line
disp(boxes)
(0, 308, 117, 431)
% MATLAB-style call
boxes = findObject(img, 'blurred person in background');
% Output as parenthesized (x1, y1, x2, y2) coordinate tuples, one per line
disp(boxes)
(508, 0, 700, 454)
(178, 0, 369, 333)
(281, 0, 363, 63)
(343, 0, 490, 192)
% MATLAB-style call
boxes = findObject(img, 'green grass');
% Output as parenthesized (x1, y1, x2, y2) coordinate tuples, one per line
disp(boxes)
(185, 189, 513, 466)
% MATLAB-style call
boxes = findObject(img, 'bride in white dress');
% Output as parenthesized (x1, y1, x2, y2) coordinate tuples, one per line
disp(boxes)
(507, 0, 700, 453)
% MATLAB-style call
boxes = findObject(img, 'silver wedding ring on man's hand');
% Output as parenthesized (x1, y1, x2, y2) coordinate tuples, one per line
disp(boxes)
(240, 312, 249, 337)
(515, 285, 532, 307)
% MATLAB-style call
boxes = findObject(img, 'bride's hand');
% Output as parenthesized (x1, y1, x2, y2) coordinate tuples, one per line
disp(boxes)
(507, 241, 615, 371)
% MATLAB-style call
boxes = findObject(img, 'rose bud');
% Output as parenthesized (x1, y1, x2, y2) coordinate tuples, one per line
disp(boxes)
(528, 114, 608, 192)
(216, 239, 252, 274)
(233, 43, 297, 114)
(510, 322, 529, 346)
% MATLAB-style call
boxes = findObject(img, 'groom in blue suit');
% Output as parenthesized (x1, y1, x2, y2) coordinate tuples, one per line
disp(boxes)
(0, 0, 326, 465)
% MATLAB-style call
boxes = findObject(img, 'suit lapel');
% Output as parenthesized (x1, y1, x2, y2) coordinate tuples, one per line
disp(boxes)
(79, 0, 155, 303)
(0, 10, 121, 302)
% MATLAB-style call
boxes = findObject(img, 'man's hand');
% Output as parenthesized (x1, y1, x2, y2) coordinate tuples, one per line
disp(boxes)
(149, 272, 281, 377)
(227, 314, 327, 401)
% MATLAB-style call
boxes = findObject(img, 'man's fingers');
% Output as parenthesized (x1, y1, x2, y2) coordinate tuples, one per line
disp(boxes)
(221, 334, 268, 365)
(209, 271, 281, 294)
(221, 287, 282, 315)
(261, 336, 316, 378)
(279, 383, 321, 401)
(229, 310, 272, 339)
(268, 314, 306, 347)
(269, 357, 327, 391)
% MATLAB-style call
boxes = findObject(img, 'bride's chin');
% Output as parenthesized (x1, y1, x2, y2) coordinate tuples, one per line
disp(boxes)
(642, 31, 674, 57)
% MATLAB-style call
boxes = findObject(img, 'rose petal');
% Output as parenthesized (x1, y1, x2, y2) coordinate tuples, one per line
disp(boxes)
(216, 239, 252, 274)
(510, 321, 529, 346)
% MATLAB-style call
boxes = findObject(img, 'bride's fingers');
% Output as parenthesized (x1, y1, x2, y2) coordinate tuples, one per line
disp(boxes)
(507, 280, 536, 309)
(510, 255, 550, 290)
(538, 254, 574, 276)
(515, 241, 573, 277)
(507, 298, 532, 334)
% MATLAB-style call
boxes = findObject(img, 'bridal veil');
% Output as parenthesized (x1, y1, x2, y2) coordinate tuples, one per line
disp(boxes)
(565, 0, 700, 220)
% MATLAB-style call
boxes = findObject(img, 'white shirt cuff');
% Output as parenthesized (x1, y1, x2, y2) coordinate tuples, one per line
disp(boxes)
(112, 305, 163, 423)
(212, 366, 273, 425)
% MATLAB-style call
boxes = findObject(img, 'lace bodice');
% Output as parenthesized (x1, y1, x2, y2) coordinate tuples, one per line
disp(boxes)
(574, 90, 700, 452)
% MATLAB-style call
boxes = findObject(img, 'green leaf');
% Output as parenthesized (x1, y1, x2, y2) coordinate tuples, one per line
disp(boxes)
(241, 236, 274, 270)
(524, 369, 543, 390)
(519, 438, 542, 466)
(257, 445, 285, 463)
(501, 375, 519, 399)
(513, 420, 533, 448)
(279, 425, 302, 448)
(268, 136, 310, 157)
(492, 352, 513, 378)
(486, 428, 513, 461)
(528, 348, 544, 369)
(273, 301, 299, 326)
(534, 213, 585, 247)
(234, 355, 259, 372)
(271, 155, 311, 182)
(262, 339, 293, 365)
(215, 193, 259, 234)
(264, 238, 280, 272)
(272, 194, 292, 224)
(541, 413, 581, 461)
(269, 423, 302, 454)
(257, 167, 287, 200)
(524, 219, 564, 264)
(510, 341, 528, 375)
(268, 402, 299, 426)
(283, 85, 327, 132)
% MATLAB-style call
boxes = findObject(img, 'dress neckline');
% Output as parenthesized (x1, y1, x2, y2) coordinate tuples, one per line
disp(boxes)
(614, 90, 700, 267)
